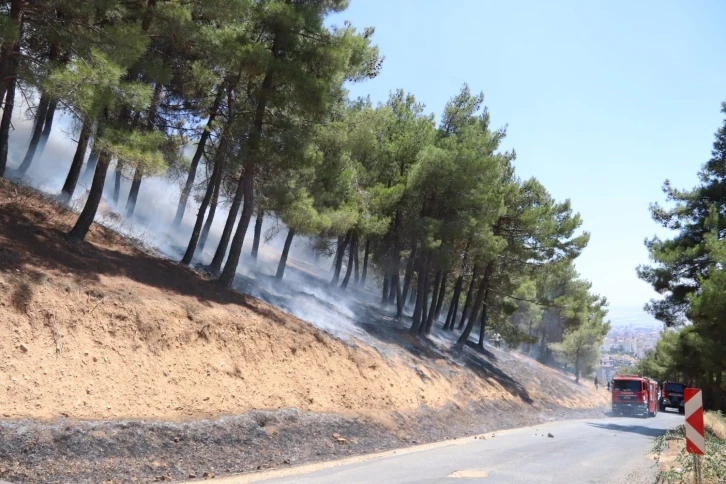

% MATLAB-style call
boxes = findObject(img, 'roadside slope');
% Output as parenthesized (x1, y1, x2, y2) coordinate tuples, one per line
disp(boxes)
(0, 179, 608, 482)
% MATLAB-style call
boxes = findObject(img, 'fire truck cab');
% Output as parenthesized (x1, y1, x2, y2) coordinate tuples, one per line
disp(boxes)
(659, 381, 686, 414)
(612, 375, 658, 418)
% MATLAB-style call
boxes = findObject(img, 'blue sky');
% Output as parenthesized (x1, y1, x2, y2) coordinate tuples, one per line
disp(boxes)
(330, 0, 726, 325)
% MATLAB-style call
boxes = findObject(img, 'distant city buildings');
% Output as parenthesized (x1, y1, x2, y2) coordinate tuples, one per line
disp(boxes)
(600, 325, 660, 359)
(598, 324, 662, 379)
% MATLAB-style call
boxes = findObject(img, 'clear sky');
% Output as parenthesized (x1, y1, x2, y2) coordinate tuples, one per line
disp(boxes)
(330, 0, 726, 325)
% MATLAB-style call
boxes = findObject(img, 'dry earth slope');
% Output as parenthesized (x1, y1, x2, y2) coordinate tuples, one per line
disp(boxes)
(0, 179, 608, 483)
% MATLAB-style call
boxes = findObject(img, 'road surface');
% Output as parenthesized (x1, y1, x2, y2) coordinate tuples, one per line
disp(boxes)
(205, 411, 682, 484)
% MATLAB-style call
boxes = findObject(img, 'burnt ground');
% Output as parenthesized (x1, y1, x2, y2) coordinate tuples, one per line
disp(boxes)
(0, 403, 607, 484)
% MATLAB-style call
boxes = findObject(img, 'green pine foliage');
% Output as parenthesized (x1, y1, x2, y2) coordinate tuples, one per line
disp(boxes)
(638, 104, 726, 411)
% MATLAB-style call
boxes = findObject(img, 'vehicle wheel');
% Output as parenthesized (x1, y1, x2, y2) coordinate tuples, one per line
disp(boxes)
(649, 411, 656, 417)
(679, 407, 685, 415)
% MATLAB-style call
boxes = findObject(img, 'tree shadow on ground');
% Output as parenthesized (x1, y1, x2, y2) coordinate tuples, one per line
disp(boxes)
(586, 422, 667, 438)
(456, 342, 533, 404)
(0, 197, 291, 327)
(344, 302, 533, 404)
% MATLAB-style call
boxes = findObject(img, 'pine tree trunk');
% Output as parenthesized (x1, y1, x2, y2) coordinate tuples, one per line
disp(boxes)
(331, 236, 343, 272)
(210, 169, 245, 273)
(113, 165, 122, 205)
(251, 211, 264, 260)
(444, 275, 463, 330)
(410, 250, 430, 335)
(394, 275, 403, 319)
(341, 233, 357, 289)
(380, 275, 389, 305)
(456, 280, 486, 348)
(353, 236, 360, 284)
(446, 284, 461, 331)
(361, 238, 370, 286)
(400, 245, 417, 309)
(538, 327, 549, 364)
(418, 268, 431, 336)
(0, 1, 23, 86)
(276, 229, 295, 280)
(713, 372, 722, 412)
(477, 303, 488, 348)
(181, 148, 226, 265)
(434, 271, 448, 321)
(388, 273, 398, 303)
(575, 354, 580, 383)
(124, 167, 143, 217)
(209, 175, 244, 273)
(35, 99, 57, 157)
(82, 144, 100, 182)
(18, 91, 50, 175)
(527, 319, 534, 355)
(456, 262, 492, 349)
(0, 0, 22, 178)
(197, 175, 220, 254)
(396, 244, 417, 319)
(218, 48, 278, 288)
(60, 118, 92, 204)
(424, 269, 441, 335)
(67, 151, 111, 243)
(0, 63, 5, 108)
(218, 165, 255, 287)
(174, 86, 224, 227)
(0, 75, 16, 178)
(410, 251, 429, 335)
(331, 230, 351, 285)
(458, 264, 478, 329)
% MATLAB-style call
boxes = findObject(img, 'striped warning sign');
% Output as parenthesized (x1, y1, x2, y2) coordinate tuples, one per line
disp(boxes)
(685, 388, 705, 455)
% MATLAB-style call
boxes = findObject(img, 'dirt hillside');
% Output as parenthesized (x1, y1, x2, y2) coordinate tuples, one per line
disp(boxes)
(0, 179, 607, 421)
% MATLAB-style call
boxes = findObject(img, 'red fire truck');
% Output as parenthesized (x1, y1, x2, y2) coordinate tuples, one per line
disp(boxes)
(611, 375, 659, 418)
(659, 381, 686, 414)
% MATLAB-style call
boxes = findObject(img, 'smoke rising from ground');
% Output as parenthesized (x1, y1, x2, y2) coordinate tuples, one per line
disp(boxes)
(4, 98, 384, 343)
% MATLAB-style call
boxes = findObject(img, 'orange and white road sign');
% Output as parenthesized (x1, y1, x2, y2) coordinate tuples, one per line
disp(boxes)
(685, 388, 705, 455)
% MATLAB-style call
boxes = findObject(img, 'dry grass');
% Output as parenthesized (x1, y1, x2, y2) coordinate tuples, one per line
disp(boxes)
(705, 411, 726, 440)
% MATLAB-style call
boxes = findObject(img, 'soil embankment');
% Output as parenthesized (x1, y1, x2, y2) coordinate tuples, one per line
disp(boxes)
(0, 179, 608, 482)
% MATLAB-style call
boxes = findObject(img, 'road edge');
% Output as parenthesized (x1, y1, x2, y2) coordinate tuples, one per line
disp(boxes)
(192, 418, 595, 483)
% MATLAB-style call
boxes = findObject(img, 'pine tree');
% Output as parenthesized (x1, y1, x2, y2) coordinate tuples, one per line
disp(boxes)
(218, 3, 381, 287)
(550, 308, 610, 383)
(47, 43, 160, 242)
(638, 103, 726, 327)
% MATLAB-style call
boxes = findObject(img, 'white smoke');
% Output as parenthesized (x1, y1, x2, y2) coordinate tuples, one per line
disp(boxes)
(4, 95, 386, 344)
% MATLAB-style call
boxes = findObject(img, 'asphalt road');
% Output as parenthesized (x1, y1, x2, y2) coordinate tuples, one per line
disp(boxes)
(208, 410, 683, 484)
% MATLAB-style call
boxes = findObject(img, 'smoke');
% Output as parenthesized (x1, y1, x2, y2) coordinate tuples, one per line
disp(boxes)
(4, 96, 385, 344)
